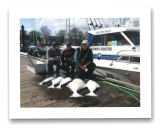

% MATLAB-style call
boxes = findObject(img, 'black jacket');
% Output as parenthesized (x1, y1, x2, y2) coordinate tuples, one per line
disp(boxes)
(61, 48, 76, 64)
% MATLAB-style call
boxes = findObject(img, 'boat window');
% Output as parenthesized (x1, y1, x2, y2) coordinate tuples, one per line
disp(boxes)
(123, 31, 140, 45)
(91, 35, 105, 46)
(119, 56, 129, 62)
(105, 32, 130, 46)
(130, 57, 140, 63)
(33, 48, 35, 51)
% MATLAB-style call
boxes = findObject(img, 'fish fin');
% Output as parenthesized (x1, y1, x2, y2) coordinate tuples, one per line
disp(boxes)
(70, 93, 83, 98)
(66, 82, 72, 88)
(55, 85, 61, 89)
(96, 83, 100, 88)
(85, 92, 98, 97)
(48, 86, 54, 88)
(38, 83, 43, 85)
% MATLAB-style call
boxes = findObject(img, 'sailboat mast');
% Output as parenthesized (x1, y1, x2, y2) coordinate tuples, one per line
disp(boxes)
(34, 19, 37, 46)
(66, 19, 67, 43)
(120, 18, 121, 26)
(64, 19, 66, 43)
(33, 19, 35, 45)
(85, 18, 91, 31)
(69, 18, 70, 42)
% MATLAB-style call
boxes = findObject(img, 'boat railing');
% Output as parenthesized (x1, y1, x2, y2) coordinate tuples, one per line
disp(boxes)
(30, 55, 47, 62)
(110, 49, 140, 66)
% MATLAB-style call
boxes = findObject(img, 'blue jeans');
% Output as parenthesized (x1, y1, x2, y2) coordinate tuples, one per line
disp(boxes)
(46, 60, 61, 75)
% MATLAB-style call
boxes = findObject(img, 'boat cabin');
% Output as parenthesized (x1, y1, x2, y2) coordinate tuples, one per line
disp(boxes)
(87, 21, 140, 59)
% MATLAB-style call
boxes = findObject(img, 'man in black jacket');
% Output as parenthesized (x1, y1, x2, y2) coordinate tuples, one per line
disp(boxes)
(61, 42, 76, 77)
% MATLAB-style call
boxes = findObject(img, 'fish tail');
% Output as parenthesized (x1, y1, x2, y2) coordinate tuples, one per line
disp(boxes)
(56, 85, 61, 89)
(85, 92, 98, 97)
(48, 85, 54, 88)
(70, 92, 83, 98)
(38, 83, 43, 85)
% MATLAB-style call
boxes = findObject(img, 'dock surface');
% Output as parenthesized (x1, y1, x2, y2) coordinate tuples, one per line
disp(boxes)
(20, 57, 140, 107)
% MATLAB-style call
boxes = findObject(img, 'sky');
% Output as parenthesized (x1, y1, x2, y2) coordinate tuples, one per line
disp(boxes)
(20, 18, 140, 36)
(8, 6, 152, 119)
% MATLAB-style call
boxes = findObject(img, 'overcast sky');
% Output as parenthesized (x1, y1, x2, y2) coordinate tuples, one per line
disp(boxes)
(20, 18, 140, 36)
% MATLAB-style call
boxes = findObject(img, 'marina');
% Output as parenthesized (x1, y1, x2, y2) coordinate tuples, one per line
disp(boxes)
(61, 20, 140, 87)
(20, 18, 140, 107)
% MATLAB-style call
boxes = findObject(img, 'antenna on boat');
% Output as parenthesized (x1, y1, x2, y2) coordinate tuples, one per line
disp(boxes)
(102, 18, 106, 28)
(123, 18, 126, 25)
(97, 18, 103, 28)
(107, 18, 109, 27)
(120, 18, 121, 26)
(85, 18, 91, 31)
(90, 18, 95, 30)
(93, 18, 98, 28)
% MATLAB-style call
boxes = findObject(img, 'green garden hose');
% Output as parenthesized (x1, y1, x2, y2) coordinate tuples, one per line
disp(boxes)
(85, 78, 140, 103)
(98, 80, 140, 103)
(98, 81, 140, 94)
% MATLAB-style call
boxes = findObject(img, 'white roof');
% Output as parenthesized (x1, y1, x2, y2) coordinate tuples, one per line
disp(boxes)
(88, 27, 140, 35)
(29, 46, 37, 48)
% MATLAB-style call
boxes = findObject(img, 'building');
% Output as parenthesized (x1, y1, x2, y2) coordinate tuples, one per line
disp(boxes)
(41, 36, 62, 46)
(20, 39, 30, 52)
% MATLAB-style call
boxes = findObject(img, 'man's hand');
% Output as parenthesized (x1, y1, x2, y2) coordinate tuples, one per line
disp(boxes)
(82, 64, 87, 70)
(54, 56, 61, 60)
(77, 63, 85, 70)
(49, 57, 54, 61)
(64, 62, 68, 66)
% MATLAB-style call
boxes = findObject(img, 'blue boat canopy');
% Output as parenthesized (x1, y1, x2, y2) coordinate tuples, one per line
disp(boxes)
(88, 33, 94, 47)
(30, 41, 35, 45)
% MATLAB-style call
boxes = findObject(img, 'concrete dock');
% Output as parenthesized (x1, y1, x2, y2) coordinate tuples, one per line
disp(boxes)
(20, 57, 140, 107)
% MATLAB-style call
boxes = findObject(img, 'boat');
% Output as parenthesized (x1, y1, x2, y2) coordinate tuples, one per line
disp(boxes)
(60, 20, 140, 87)
(28, 45, 41, 57)
(93, 49, 140, 88)
(87, 20, 140, 60)
(31, 19, 140, 88)
(88, 20, 140, 88)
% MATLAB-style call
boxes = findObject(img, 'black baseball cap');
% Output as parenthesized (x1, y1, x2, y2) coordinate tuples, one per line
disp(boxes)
(66, 42, 71, 46)
(52, 42, 57, 46)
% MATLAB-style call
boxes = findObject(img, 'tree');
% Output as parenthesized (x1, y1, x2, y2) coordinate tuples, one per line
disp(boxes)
(56, 29, 66, 36)
(56, 29, 66, 44)
(20, 29, 29, 41)
(76, 31, 84, 45)
(70, 27, 79, 42)
(84, 32, 88, 40)
(40, 26, 51, 44)
(28, 31, 41, 43)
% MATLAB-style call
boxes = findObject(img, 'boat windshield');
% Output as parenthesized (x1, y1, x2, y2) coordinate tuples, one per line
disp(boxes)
(123, 31, 140, 46)
(34, 47, 38, 50)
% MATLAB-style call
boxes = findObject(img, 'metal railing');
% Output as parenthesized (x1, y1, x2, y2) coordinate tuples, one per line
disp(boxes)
(110, 49, 140, 66)
(30, 55, 46, 62)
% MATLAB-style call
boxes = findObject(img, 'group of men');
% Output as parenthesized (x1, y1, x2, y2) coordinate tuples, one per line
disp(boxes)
(46, 40, 96, 79)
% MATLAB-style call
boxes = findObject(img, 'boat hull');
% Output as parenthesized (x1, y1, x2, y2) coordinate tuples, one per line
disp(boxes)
(94, 66, 140, 86)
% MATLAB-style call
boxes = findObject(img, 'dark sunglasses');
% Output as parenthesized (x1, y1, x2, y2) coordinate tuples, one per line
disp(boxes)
(52, 45, 56, 47)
